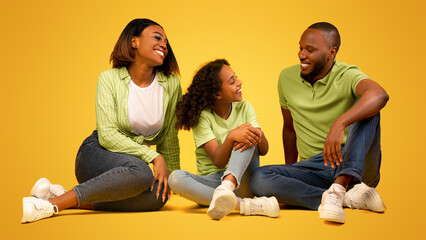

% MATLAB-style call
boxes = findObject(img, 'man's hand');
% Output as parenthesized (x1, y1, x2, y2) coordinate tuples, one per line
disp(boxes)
(323, 119, 345, 168)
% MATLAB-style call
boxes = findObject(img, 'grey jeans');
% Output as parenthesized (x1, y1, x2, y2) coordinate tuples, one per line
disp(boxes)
(73, 130, 166, 211)
(168, 146, 259, 206)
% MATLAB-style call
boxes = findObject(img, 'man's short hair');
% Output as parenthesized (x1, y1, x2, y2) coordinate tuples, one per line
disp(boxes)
(308, 22, 341, 51)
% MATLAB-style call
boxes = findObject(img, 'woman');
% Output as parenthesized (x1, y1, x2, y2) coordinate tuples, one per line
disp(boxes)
(22, 18, 181, 223)
(169, 59, 279, 220)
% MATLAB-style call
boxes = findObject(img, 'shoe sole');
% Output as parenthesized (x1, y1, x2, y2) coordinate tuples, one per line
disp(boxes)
(207, 194, 236, 220)
(365, 188, 386, 212)
(318, 205, 346, 223)
(31, 178, 51, 199)
(21, 198, 33, 223)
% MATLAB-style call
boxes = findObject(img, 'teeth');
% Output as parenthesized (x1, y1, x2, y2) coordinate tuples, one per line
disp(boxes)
(301, 63, 309, 68)
(237, 89, 242, 93)
(155, 50, 164, 56)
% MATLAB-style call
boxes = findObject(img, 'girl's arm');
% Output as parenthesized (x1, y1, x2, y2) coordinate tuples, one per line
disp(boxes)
(204, 124, 261, 169)
(233, 127, 269, 155)
(254, 128, 268, 156)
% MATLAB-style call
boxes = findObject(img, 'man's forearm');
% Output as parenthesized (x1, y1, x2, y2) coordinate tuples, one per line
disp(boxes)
(283, 127, 298, 164)
(338, 83, 389, 128)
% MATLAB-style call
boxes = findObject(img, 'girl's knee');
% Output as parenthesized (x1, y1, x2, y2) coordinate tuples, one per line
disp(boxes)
(168, 170, 186, 187)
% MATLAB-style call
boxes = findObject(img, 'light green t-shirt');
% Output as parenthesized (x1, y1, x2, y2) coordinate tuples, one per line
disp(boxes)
(278, 60, 369, 161)
(193, 101, 260, 175)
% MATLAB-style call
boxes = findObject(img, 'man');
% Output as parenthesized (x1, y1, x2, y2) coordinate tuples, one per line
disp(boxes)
(251, 22, 389, 223)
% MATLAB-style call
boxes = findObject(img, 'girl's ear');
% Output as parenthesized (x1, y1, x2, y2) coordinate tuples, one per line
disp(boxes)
(216, 92, 222, 100)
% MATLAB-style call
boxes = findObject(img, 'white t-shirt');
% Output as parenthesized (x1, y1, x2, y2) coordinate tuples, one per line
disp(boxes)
(127, 74, 164, 136)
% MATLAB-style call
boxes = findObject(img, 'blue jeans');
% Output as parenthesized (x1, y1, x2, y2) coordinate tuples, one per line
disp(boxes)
(250, 114, 382, 210)
(168, 146, 259, 206)
(73, 130, 166, 211)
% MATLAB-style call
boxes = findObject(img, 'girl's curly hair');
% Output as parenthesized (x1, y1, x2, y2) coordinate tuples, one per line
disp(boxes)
(176, 59, 230, 130)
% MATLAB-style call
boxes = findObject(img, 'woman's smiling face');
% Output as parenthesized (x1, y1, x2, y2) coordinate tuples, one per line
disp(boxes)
(132, 25, 168, 67)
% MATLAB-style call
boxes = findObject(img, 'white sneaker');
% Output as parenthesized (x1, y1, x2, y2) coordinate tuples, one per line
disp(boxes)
(207, 186, 237, 220)
(343, 182, 386, 212)
(31, 178, 66, 200)
(21, 197, 59, 223)
(318, 184, 346, 223)
(241, 196, 280, 217)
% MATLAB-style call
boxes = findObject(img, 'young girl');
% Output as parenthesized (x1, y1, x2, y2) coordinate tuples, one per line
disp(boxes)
(22, 18, 181, 223)
(169, 59, 279, 220)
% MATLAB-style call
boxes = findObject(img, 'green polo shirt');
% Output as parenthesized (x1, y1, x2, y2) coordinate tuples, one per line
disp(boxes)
(278, 60, 369, 161)
(192, 101, 260, 175)
(95, 67, 182, 173)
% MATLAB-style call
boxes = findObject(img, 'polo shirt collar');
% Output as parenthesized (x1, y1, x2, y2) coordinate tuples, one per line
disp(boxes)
(318, 60, 339, 85)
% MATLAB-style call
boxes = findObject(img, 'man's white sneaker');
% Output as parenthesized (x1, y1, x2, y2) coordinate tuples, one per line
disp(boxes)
(318, 184, 346, 223)
(31, 178, 66, 200)
(241, 196, 280, 217)
(21, 197, 59, 223)
(343, 182, 386, 212)
(207, 186, 237, 220)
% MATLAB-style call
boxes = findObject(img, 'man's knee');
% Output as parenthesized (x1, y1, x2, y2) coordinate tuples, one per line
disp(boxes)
(249, 166, 272, 195)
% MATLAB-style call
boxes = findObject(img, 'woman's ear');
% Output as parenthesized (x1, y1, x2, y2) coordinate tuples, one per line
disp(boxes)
(131, 36, 139, 48)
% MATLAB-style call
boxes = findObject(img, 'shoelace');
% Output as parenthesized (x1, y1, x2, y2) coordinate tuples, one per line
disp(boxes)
(325, 189, 343, 205)
(346, 189, 366, 209)
(248, 200, 265, 214)
(34, 200, 59, 219)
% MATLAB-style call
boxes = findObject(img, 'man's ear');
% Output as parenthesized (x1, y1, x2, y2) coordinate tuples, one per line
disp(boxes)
(329, 47, 338, 60)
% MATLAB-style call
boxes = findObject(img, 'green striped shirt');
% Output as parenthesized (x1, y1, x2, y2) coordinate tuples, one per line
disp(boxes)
(95, 67, 181, 173)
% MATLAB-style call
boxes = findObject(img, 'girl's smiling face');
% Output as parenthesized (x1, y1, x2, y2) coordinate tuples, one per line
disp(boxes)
(217, 65, 242, 103)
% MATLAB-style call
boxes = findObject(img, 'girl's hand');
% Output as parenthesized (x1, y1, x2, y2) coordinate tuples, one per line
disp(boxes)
(233, 128, 265, 152)
(151, 155, 169, 202)
(233, 141, 247, 151)
(229, 124, 261, 147)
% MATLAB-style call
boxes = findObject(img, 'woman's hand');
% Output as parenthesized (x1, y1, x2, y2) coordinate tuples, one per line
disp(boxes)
(151, 155, 169, 202)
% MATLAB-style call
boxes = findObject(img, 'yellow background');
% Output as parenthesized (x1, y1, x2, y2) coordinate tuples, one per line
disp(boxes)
(1, 0, 425, 239)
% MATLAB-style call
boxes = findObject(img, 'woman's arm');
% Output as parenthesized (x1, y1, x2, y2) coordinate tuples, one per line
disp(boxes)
(156, 78, 182, 173)
(95, 71, 159, 163)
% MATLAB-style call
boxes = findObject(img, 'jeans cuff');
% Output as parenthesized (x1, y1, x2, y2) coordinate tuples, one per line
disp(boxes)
(336, 170, 362, 183)
(72, 186, 84, 206)
(221, 171, 240, 189)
